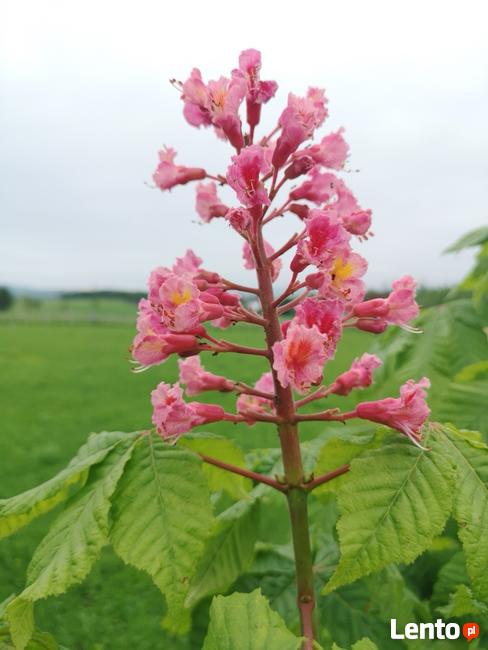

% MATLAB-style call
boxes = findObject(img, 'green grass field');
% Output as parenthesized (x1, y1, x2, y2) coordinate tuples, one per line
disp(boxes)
(0, 321, 371, 649)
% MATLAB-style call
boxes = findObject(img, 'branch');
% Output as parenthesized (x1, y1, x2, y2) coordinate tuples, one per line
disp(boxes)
(235, 382, 275, 400)
(199, 453, 287, 492)
(277, 288, 310, 314)
(295, 386, 333, 408)
(295, 409, 357, 423)
(304, 464, 350, 491)
(222, 279, 260, 295)
(268, 232, 300, 261)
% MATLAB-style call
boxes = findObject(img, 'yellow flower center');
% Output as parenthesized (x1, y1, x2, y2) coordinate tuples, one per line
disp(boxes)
(332, 257, 353, 283)
(171, 289, 192, 306)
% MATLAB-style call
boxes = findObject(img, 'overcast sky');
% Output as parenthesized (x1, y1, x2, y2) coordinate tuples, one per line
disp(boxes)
(1, 0, 487, 292)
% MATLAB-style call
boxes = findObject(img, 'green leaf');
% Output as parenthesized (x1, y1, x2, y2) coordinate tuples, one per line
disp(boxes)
(435, 424, 488, 601)
(179, 433, 252, 498)
(444, 226, 488, 252)
(323, 431, 455, 594)
(5, 600, 33, 650)
(431, 552, 468, 609)
(202, 590, 303, 650)
(455, 361, 488, 382)
(0, 431, 138, 541)
(235, 546, 298, 629)
(438, 584, 488, 618)
(437, 381, 488, 434)
(186, 495, 259, 607)
(109, 433, 214, 635)
(313, 430, 383, 496)
(6, 438, 136, 649)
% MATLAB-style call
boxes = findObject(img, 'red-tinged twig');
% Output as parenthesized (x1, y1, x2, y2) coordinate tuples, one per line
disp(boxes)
(268, 233, 300, 261)
(199, 453, 288, 492)
(295, 409, 357, 423)
(263, 199, 292, 225)
(273, 272, 299, 307)
(260, 125, 280, 147)
(222, 279, 260, 295)
(303, 464, 350, 491)
(295, 386, 333, 409)
(277, 289, 310, 314)
(206, 173, 227, 185)
(235, 382, 275, 400)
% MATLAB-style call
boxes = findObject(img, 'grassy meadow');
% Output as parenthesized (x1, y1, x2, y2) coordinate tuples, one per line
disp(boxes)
(0, 316, 372, 649)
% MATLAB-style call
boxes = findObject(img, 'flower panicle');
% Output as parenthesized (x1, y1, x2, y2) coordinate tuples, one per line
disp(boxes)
(134, 48, 430, 446)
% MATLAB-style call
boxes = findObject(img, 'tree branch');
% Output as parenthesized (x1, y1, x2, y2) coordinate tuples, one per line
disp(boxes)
(304, 464, 350, 491)
(199, 453, 287, 492)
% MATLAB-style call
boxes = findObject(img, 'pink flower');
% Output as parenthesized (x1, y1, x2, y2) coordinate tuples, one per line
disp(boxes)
(284, 155, 315, 180)
(342, 210, 372, 238)
(317, 251, 368, 305)
(355, 378, 431, 448)
(292, 209, 350, 271)
(273, 88, 328, 168)
(243, 240, 282, 282)
(151, 382, 225, 439)
(227, 145, 271, 207)
(178, 356, 234, 396)
(158, 274, 224, 332)
(332, 353, 382, 396)
(353, 275, 419, 329)
(195, 182, 228, 222)
(226, 207, 252, 235)
(296, 128, 349, 170)
(236, 49, 278, 128)
(272, 322, 327, 393)
(237, 371, 275, 416)
(180, 69, 213, 127)
(208, 74, 247, 150)
(172, 249, 203, 276)
(131, 299, 199, 369)
(386, 276, 420, 325)
(153, 147, 206, 190)
(179, 69, 246, 149)
(289, 169, 338, 204)
(295, 298, 343, 356)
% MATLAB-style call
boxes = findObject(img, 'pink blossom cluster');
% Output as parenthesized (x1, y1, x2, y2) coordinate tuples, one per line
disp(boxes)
(135, 49, 430, 449)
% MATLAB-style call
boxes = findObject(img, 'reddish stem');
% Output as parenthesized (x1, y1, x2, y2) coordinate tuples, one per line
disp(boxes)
(222, 279, 260, 295)
(304, 464, 350, 491)
(295, 409, 357, 423)
(199, 453, 287, 492)
(268, 233, 300, 261)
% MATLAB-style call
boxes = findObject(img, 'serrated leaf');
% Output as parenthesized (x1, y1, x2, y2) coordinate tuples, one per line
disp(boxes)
(5, 600, 33, 650)
(186, 495, 259, 607)
(6, 438, 136, 649)
(455, 361, 488, 382)
(313, 430, 383, 496)
(202, 590, 303, 650)
(438, 584, 488, 618)
(0, 431, 139, 540)
(179, 433, 251, 498)
(323, 432, 455, 594)
(109, 434, 214, 635)
(435, 424, 488, 601)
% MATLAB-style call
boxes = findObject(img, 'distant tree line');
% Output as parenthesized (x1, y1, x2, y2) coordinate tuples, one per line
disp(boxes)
(0, 287, 14, 311)
(61, 290, 145, 304)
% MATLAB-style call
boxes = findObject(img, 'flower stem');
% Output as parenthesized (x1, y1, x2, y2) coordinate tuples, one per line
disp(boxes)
(199, 453, 287, 492)
(251, 212, 317, 648)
